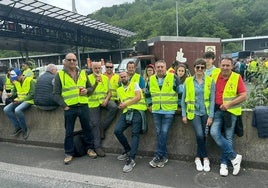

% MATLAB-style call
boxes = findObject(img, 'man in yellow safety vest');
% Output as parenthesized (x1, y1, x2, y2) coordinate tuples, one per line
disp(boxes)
(53, 53, 97, 165)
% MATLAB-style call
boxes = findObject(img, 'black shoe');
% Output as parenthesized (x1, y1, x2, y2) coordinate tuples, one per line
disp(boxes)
(11, 128, 22, 136)
(22, 129, 30, 140)
(95, 148, 106, 157)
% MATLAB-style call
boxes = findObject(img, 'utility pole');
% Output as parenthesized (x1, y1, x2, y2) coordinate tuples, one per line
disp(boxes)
(72, 0, 77, 13)
(72, 0, 80, 67)
(176, 1, 179, 36)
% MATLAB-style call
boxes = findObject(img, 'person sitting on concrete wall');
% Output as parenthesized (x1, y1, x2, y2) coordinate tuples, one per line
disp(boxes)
(181, 58, 215, 172)
(114, 71, 147, 173)
(103, 61, 120, 105)
(3, 68, 35, 140)
(34, 64, 59, 110)
(88, 61, 118, 157)
(210, 57, 247, 177)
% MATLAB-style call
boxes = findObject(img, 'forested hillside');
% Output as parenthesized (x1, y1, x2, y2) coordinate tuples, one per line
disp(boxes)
(90, 0, 268, 48)
(1, 0, 267, 57)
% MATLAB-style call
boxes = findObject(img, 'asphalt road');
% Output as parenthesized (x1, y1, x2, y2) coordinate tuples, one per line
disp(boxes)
(0, 142, 268, 188)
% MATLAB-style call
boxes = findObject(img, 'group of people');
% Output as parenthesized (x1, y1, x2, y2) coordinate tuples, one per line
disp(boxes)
(143, 51, 246, 177)
(1, 63, 58, 140)
(181, 52, 246, 176)
(1, 51, 247, 177)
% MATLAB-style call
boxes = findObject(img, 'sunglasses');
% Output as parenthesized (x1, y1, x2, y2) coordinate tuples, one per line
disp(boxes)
(66, 59, 77, 62)
(105, 66, 113, 69)
(195, 65, 205, 70)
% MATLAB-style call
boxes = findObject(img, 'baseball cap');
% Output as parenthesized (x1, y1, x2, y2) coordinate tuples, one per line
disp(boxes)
(10, 68, 22, 81)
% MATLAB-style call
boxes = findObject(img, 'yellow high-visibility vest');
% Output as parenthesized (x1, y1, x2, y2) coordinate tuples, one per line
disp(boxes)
(130, 73, 140, 84)
(212, 72, 242, 115)
(5, 75, 14, 90)
(117, 82, 147, 113)
(248, 61, 257, 72)
(149, 73, 178, 111)
(23, 68, 34, 78)
(109, 74, 120, 101)
(184, 76, 213, 120)
(212, 68, 221, 75)
(58, 70, 88, 106)
(13, 77, 34, 104)
(88, 74, 109, 108)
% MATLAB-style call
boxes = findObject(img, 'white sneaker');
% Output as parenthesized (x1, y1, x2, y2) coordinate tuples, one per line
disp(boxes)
(203, 159, 210, 172)
(220, 164, 228, 176)
(231, 154, 242, 175)
(195, 159, 203, 171)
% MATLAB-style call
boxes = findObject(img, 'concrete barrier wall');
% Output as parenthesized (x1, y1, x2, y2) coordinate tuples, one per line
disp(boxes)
(0, 106, 267, 169)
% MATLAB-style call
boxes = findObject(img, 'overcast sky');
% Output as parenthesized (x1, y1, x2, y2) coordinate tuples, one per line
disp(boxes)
(39, 0, 134, 15)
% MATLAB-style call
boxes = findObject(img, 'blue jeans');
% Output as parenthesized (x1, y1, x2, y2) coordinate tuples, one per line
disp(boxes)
(210, 110, 237, 165)
(64, 105, 94, 156)
(152, 113, 174, 158)
(4, 101, 31, 132)
(192, 115, 208, 159)
(114, 110, 142, 160)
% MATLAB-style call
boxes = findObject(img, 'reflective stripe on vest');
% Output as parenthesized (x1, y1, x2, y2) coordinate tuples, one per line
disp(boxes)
(184, 76, 212, 120)
(13, 77, 34, 104)
(117, 82, 147, 113)
(58, 70, 88, 106)
(88, 74, 109, 108)
(212, 71, 241, 115)
(149, 74, 178, 111)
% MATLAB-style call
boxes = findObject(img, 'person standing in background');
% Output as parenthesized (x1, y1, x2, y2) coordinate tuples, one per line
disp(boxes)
(176, 64, 188, 114)
(127, 61, 145, 90)
(203, 51, 220, 76)
(21, 62, 34, 78)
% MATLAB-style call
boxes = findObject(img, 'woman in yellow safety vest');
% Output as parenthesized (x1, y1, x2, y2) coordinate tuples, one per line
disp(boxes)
(181, 58, 215, 172)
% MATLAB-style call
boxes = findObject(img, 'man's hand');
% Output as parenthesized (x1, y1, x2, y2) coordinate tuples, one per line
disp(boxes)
(182, 117, 188, 124)
(220, 103, 230, 111)
(64, 106, 70, 111)
(118, 102, 126, 109)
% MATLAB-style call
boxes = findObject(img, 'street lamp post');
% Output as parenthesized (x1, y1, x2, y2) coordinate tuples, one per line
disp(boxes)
(176, 1, 179, 36)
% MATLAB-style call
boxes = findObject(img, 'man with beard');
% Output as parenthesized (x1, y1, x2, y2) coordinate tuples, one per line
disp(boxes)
(114, 71, 147, 173)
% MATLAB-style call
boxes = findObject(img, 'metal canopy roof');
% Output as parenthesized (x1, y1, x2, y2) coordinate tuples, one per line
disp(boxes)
(0, 0, 136, 37)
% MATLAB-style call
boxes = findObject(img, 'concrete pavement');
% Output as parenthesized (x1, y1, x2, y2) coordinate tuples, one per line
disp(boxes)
(0, 142, 268, 188)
